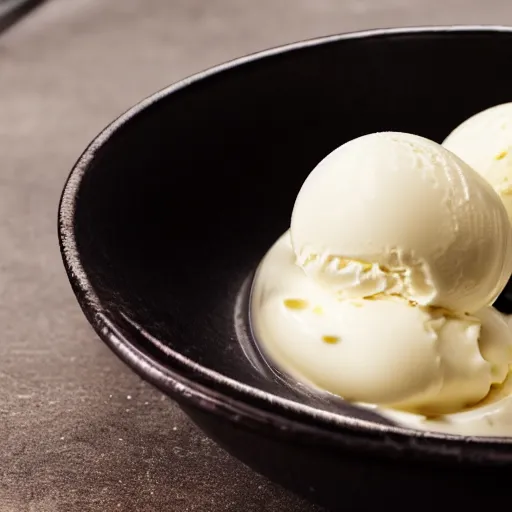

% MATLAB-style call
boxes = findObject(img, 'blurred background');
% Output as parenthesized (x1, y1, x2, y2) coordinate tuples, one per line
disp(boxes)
(1, 1, 512, 511)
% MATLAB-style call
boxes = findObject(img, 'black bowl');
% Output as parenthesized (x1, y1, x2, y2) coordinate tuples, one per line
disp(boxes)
(59, 26, 512, 512)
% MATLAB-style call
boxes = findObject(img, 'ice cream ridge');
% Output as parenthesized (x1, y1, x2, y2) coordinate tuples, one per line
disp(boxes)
(251, 131, 512, 434)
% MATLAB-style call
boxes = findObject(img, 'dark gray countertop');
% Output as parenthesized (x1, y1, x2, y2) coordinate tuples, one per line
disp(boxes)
(1, 1, 512, 510)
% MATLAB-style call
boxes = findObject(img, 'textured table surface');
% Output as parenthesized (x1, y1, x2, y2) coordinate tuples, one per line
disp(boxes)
(1, 1, 512, 510)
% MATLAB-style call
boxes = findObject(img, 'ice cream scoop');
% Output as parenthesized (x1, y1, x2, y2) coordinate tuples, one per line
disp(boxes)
(251, 233, 512, 415)
(291, 132, 512, 313)
(443, 102, 512, 222)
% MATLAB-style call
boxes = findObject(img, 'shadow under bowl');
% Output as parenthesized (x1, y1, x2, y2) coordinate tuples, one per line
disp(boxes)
(59, 26, 512, 512)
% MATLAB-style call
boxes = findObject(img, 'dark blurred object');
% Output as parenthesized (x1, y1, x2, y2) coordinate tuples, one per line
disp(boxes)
(0, 0, 47, 36)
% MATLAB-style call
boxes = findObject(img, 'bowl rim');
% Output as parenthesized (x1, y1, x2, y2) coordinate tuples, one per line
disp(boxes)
(59, 25, 512, 463)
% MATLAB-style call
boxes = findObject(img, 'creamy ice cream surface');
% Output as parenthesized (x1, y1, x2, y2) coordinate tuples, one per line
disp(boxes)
(291, 132, 512, 313)
(250, 131, 512, 436)
(251, 233, 512, 416)
(377, 371, 512, 437)
(443, 102, 512, 222)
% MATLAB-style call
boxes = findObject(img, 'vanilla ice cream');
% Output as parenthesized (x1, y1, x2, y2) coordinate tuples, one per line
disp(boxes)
(250, 131, 512, 434)
(443, 102, 512, 221)
(291, 132, 512, 313)
(378, 371, 512, 436)
(251, 233, 512, 416)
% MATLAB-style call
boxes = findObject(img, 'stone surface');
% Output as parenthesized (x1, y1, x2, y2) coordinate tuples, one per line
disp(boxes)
(1, 0, 512, 510)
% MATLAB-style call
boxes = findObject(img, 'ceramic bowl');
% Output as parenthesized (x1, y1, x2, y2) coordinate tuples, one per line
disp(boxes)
(59, 27, 512, 511)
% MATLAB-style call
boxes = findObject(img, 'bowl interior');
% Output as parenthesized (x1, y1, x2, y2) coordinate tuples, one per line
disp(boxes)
(67, 28, 512, 428)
